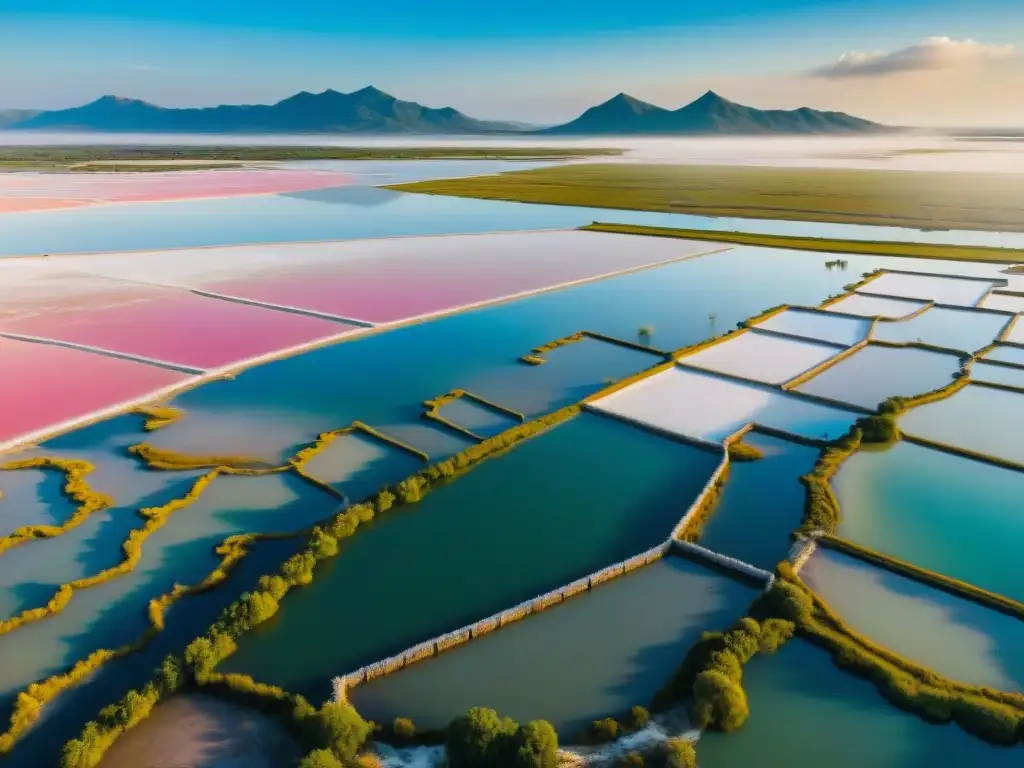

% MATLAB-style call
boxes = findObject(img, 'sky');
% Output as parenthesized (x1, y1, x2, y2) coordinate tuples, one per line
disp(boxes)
(2, 1, 1023, 127)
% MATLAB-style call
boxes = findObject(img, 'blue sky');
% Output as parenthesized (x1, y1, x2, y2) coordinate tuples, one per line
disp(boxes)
(2, 1, 1022, 124)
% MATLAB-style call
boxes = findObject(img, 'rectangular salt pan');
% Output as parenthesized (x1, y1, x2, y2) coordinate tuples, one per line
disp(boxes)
(980, 292, 1024, 314)
(680, 330, 842, 385)
(45, 231, 726, 324)
(971, 360, 1024, 389)
(590, 366, 857, 444)
(824, 293, 929, 319)
(795, 345, 963, 410)
(0, 337, 186, 444)
(981, 345, 1024, 367)
(755, 308, 872, 346)
(860, 273, 997, 307)
(871, 306, 1010, 354)
(900, 384, 1024, 466)
(0, 275, 355, 370)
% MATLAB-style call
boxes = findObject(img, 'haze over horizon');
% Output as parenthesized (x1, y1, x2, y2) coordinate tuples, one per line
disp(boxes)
(3, 1, 1024, 128)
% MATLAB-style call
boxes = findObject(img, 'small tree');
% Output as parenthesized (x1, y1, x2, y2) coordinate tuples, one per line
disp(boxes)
(447, 707, 516, 767)
(316, 701, 371, 761)
(297, 749, 345, 768)
(392, 717, 416, 741)
(512, 720, 558, 768)
(588, 717, 619, 742)
(664, 738, 697, 768)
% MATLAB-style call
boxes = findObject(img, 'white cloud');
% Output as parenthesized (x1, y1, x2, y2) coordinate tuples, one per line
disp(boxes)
(810, 37, 1017, 78)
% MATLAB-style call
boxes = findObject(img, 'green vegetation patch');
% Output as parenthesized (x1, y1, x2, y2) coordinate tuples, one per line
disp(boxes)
(390, 163, 1024, 233)
(582, 223, 1024, 264)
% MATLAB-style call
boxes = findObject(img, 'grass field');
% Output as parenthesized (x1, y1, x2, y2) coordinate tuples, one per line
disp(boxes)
(390, 163, 1024, 232)
(583, 223, 1024, 264)
(0, 146, 621, 172)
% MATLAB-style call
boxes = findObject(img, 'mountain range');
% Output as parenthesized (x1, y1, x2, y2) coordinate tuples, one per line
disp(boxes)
(4, 87, 887, 135)
(542, 91, 884, 135)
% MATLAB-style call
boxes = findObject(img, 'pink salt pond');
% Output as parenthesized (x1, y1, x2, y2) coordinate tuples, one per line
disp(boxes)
(0, 337, 186, 444)
(0, 169, 352, 212)
(0, 273, 355, 370)
(197, 230, 720, 323)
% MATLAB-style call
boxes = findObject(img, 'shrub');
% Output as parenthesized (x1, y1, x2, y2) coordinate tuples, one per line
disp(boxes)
(692, 669, 749, 731)
(314, 701, 371, 761)
(297, 749, 345, 768)
(446, 707, 518, 767)
(663, 739, 697, 768)
(588, 717, 620, 742)
(511, 720, 558, 768)
(392, 717, 416, 740)
(445, 709, 558, 767)
(856, 414, 899, 443)
(625, 705, 650, 729)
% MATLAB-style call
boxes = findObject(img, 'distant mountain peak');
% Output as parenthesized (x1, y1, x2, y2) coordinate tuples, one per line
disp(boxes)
(544, 89, 886, 135)
(352, 85, 392, 99)
(10, 86, 521, 135)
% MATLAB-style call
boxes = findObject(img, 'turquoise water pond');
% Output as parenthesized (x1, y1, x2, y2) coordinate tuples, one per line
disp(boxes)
(4, 186, 1024, 256)
(435, 396, 523, 438)
(834, 441, 1024, 602)
(348, 556, 757, 736)
(802, 548, 1024, 692)
(900, 384, 1024, 465)
(795, 344, 962, 410)
(696, 639, 1021, 768)
(695, 433, 817, 571)
(872, 306, 1010, 353)
(219, 413, 722, 700)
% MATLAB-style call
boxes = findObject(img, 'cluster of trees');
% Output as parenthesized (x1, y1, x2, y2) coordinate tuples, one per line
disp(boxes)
(653, 614, 794, 734)
(768, 565, 1024, 745)
(446, 707, 558, 768)
(611, 738, 697, 768)
(586, 705, 650, 744)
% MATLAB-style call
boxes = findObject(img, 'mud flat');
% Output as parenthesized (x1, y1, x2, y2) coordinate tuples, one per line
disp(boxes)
(97, 692, 300, 768)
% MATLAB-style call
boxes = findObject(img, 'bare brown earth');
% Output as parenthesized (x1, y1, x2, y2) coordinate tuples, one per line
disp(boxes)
(98, 693, 300, 768)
